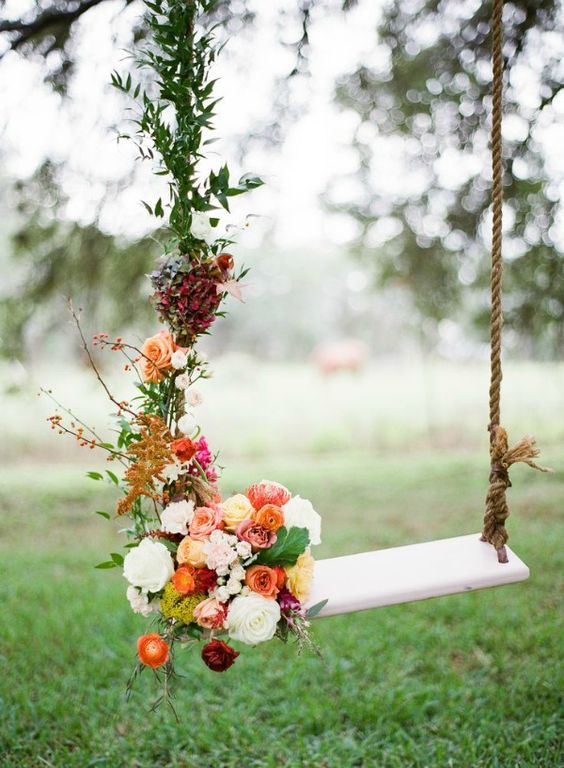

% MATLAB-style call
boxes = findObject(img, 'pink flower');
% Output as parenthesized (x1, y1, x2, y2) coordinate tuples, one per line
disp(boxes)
(193, 597, 228, 629)
(202, 530, 238, 575)
(236, 519, 277, 551)
(195, 436, 213, 470)
(190, 505, 223, 540)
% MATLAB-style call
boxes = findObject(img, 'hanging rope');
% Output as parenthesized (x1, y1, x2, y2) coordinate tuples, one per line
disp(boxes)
(481, 0, 550, 563)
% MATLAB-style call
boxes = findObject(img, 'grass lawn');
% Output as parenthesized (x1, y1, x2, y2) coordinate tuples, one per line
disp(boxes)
(1, 451, 562, 767)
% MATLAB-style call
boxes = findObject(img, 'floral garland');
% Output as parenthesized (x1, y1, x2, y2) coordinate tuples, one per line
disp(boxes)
(45, 0, 325, 707)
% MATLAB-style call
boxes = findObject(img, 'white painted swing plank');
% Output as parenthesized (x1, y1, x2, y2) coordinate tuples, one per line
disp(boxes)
(305, 533, 529, 618)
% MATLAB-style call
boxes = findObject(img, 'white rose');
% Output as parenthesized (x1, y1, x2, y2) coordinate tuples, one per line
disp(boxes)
(227, 593, 281, 645)
(281, 495, 322, 546)
(123, 538, 174, 594)
(171, 350, 188, 370)
(177, 413, 196, 435)
(161, 499, 195, 535)
(187, 389, 203, 407)
(126, 586, 158, 617)
(175, 373, 190, 390)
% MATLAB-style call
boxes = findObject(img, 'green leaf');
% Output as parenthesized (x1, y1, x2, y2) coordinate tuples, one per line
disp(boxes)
(87, 471, 103, 481)
(95, 561, 117, 569)
(255, 526, 309, 567)
(95, 510, 111, 520)
(305, 599, 328, 619)
(110, 552, 124, 566)
(106, 470, 119, 485)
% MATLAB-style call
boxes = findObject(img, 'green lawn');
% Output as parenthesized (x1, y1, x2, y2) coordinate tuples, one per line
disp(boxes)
(1, 451, 563, 767)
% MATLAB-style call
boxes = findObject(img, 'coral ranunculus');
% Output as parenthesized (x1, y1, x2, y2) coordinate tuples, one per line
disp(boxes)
(245, 564, 280, 599)
(171, 565, 196, 595)
(139, 330, 176, 383)
(201, 639, 239, 672)
(252, 504, 285, 532)
(246, 480, 291, 510)
(137, 633, 170, 668)
(171, 437, 197, 462)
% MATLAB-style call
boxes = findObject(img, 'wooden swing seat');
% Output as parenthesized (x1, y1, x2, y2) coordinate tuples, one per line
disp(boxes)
(306, 533, 529, 618)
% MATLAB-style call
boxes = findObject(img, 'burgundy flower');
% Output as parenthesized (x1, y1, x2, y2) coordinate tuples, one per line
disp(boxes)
(201, 639, 239, 672)
(278, 588, 303, 615)
(194, 567, 218, 593)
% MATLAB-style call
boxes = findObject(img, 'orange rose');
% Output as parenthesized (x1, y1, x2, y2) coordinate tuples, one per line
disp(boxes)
(272, 565, 286, 590)
(171, 437, 197, 462)
(140, 330, 176, 383)
(171, 565, 196, 595)
(137, 633, 169, 668)
(245, 564, 280, 599)
(252, 504, 285, 532)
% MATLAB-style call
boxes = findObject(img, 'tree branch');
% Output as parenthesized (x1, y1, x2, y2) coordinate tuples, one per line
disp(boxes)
(0, 0, 133, 55)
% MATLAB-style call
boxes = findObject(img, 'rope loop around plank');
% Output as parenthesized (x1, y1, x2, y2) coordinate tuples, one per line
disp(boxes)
(481, 0, 550, 562)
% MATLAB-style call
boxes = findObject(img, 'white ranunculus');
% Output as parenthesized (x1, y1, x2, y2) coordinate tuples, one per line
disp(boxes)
(186, 389, 203, 407)
(175, 373, 190, 390)
(177, 413, 196, 435)
(226, 577, 243, 595)
(227, 593, 281, 645)
(161, 499, 195, 535)
(123, 538, 174, 594)
(214, 585, 230, 603)
(126, 586, 158, 617)
(161, 460, 183, 483)
(281, 495, 322, 546)
(171, 350, 188, 370)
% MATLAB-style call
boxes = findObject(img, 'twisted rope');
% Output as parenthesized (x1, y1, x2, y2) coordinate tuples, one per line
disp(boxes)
(481, 0, 550, 563)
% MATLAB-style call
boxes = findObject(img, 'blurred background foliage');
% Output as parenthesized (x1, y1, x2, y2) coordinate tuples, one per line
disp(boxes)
(0, 0, 562, 360)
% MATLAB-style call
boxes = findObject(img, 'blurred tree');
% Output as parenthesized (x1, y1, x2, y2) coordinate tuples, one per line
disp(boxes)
(330, 0, 564, 355)
(0, 161, 160, 357)
(1, 0, 562, 356)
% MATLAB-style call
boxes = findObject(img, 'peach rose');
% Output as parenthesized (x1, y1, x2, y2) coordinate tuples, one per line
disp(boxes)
(140, 330, 176, 383)
(245, 565, 279, 599)
(190, 505, 223, 541)
(236, 519, 277, 551)
(193, 597, 228, 629)
(252, 504, 285, 532)
(177, 536, 206, 568)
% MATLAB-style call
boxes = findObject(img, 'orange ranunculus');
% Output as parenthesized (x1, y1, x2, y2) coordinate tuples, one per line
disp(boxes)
(171, 565, 196, 595)
(171, 437, 197, 462)
(140, 330, 176, 383)
(244, 564, 280, 599)
(252, 504, 285, 532)
(137, 633, 169, 668)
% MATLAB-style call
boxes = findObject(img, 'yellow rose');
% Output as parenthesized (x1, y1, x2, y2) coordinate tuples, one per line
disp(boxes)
(221, 494, 254, 531)
(284, 550, 315, 603)
(177, 536, 206, 568)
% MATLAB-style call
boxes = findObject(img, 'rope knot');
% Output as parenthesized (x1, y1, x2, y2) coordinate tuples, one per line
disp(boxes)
(482, 424, 551, 563)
